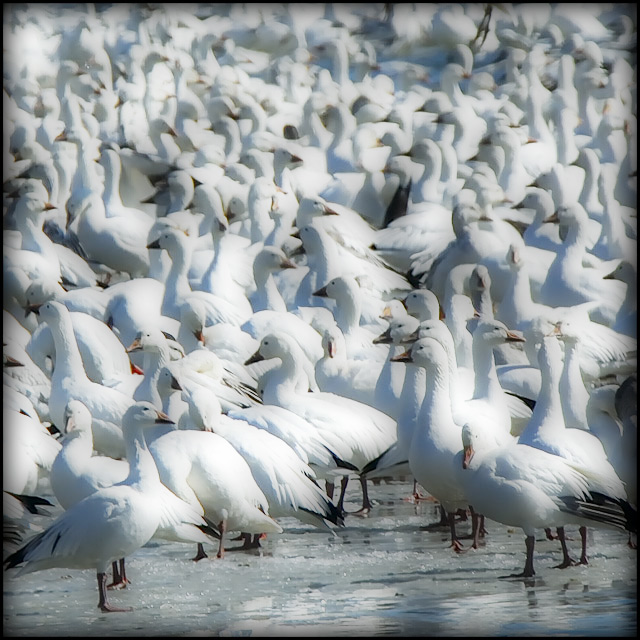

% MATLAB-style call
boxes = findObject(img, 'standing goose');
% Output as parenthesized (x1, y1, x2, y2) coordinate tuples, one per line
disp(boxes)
(518, 335, 629, 566)
(4, 402, 214, 613)
(394, 337, 470, 551)
(183, 388, 343, 533)
(247, 332, 397, 514)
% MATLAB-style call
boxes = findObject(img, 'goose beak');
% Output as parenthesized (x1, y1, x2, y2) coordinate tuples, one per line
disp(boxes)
(505, 330, 526, 343)
(65, 415, 77, 434)
(3, 355, 23, 367)
(146, 238, 161, 249)
(155, 411, 174, 425)
(126, 337, 142, 352)
(170, 374, 182, 391)
(244, 350, 264, 366)
(401, 329, 419, 344)
(279, 258, 297, 269)
(390, 349, 412, 363)
(313, 285, 328, 298)
(373, 328, 392, 344)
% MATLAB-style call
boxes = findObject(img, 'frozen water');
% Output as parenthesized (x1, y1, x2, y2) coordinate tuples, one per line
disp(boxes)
(3, 479, 636, 636)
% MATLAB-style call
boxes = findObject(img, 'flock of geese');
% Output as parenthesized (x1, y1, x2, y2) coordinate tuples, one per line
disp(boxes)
(3, 3, 637, 614)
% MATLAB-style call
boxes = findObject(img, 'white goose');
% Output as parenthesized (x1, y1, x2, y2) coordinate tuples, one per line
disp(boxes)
(518, 335, 629, 565)
(27, 308, 140, 396)
(148, 409, 283, 561)
(182, 388, 343, 533)
(147, 227, 251, 327)
(538, 202, 625, 327)
(247, 332, 397, 514)
(460, 420, 636, 577)
(35, 301, 133, 459)
(3, 406, 61, 497)
(49, 401, 130, 589)
(396, 337, 470, 551)
(4, 402, 215, 612)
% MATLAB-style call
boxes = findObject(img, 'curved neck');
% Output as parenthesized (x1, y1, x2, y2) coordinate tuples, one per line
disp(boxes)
(48, 310, 89, 382)
(252, 271, 286, 313)
(162, 241, 192, 317)
(250, 196, 275, 244)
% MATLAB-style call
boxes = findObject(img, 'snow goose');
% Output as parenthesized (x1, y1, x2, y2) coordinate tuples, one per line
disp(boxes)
(182, 388, 343, 533)
(3, 407, 61, 497)
(603, 260, 637, 338)
(312, 275, 389, 362)
(98, 148, 156, 225)
(249, 246, 298, 313)
(34, 301, 133, 458)
(50, 401, 129, 511)
(171, 348, 261, 414)
(7, 192, 100, 290)
(49, 401, 129, 588)
(591, 164, 636, 262)
(314, 324, 395, 414)
(518, 335, 630, 565)
(247, 332, 397, 514)
(394, 337, 470, 551)
(460, 420, 636, 577)
(361, 315, 426, 483)
(27, 307, 140, 396)
(146, 227, 251, 327)
(4, 402, 214, 612)
(70, 191, 153, 280)
(538, 203, 626, 327)
(148, 411, 282, 561)
(3, 340, 52, 422)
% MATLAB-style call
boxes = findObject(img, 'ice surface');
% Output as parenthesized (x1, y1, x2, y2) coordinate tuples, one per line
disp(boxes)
(3, 480, 636, 637)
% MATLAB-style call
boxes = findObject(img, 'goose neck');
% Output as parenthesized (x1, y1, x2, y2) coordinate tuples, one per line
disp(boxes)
(124, 427, 160, 488)
(471, 335, 500, 400)
(420, 359, 453, 427)
(48, 309, 89, 381)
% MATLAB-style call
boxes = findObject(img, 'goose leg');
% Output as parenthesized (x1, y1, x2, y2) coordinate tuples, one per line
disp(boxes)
(335, 476, 350, 515)
(216, 519, 226, 559)
(352, 476, 372, 515)
(448, 511, 464, 553)
(554, 526, 578, 568)
(192, 543, 208, 562)
(107, 558, 130, 589)
(97, 571, 132, 613)
(469, 506, 482, 549)
(325, 481, 335, 501)
(503, 535, 536, 578)
(421, 504, 450, 530)
(579, 526, 589, 564)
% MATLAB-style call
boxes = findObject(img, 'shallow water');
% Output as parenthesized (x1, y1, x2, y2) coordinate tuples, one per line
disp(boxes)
(4, 479, 637, 637)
